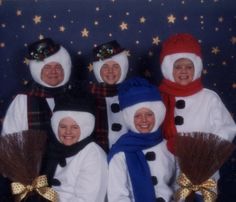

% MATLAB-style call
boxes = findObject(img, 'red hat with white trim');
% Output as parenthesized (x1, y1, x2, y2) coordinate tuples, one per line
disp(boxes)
(160, 33, 203, 82)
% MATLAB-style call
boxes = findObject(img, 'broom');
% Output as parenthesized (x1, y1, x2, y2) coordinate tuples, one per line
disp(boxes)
(174, 132, 235, 202)
(0, 130, 57, 202)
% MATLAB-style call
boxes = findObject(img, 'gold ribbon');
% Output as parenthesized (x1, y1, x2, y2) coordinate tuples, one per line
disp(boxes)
(175, 173, 217, 202)
(11, 175, 57, 202)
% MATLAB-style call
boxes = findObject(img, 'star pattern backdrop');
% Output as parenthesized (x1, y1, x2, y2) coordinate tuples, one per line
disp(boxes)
(0, 0, 236, 199)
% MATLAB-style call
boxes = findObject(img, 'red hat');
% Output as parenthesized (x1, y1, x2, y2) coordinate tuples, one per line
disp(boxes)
(160, 33, 202, 64)
(160, 33, 203, 82)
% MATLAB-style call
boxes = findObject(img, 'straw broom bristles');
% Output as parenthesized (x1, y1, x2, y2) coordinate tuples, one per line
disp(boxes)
(174, 132, 235, 186)
(0, 130, 47, 186)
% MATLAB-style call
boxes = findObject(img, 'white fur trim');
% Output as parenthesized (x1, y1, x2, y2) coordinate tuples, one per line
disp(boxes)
(161, 53, 203, 82)
(51, 111, 95, 143)
(92, 51, 128, 84)
(122, 101, 166, 133)
(29, 46, 72, 88)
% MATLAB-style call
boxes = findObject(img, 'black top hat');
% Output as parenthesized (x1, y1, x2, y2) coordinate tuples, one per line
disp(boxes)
(53, 89, 95, 116)
(28, 38, 60, 61)
(93, 40, 125, 61)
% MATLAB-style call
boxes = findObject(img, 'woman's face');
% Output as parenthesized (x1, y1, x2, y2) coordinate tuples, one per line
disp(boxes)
(173, 58, 194, 86)
(134, 107, 155, 133)
(100, 60, 121, 85)
(41, 61, 64, 86)
(58, 117, 80, 146)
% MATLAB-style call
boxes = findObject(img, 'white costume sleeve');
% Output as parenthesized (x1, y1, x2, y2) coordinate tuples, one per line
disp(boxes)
(68, 145, 108, 202)
(209, 92, 236, 141)
(108, 152, 133, 202)
(1, 94, 28, 135)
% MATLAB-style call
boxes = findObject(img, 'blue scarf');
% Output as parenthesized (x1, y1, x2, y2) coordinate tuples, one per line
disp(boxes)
(108, 129, 163, 202)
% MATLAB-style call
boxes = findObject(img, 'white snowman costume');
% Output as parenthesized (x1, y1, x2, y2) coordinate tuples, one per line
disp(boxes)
(108, 77, 176, 202)
(159, 34, 236, 148)
(47, 96, 108, 202)
(159, 33, 236, 200)
(91, 40, 129, 151)
(1, 38, 72, 135)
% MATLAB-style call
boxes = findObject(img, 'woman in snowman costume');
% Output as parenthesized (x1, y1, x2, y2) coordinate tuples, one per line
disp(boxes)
(158, 33, 236, 201)
(108, 77, 176, 202)
(41, 90, 108, 202)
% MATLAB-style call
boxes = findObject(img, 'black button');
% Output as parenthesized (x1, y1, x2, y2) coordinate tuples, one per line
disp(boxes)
(176, 99, 185, 109)
(59, 159, 66, 167)
(145, 152, 156, 161)
(111, 103, 120, 113)
(151, 176, 158, 185)
(156, 197, 165, 202)
(175, 116, 184, 125)
(51, 178, 61, 186)
(111, 123, 122, 131)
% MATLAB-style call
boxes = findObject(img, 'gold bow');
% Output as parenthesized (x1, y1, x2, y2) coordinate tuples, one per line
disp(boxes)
(11, 175, 57, 202)
(175, 173, 217, 202)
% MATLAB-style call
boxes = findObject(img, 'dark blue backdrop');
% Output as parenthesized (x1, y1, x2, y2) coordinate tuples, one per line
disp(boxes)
(0, 0, 236, 200)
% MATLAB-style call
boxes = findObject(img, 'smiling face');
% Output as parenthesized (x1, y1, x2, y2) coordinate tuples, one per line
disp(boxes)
(100, 60, 121, 85)
(41, 61, 64, 86)
(173, 58, 194, 86)
(58, 117, 80, 146)
(134, 107, 155, 133)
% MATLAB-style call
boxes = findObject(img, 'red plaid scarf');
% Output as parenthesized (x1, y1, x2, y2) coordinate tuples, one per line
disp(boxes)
(89, 83, 118, 153)
(158, 78, 203, 153)
(25, 82, 68, 131)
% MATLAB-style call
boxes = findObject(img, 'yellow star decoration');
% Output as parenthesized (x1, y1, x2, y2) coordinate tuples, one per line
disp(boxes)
(202, 69, 208, 75)
(144, 69, 151, 78)
(231, 36, 236, 44)
(152, 36, 161, 45)
(211, 47, 220, 54)
(88, 63, 93, 72)
(139, 17, 146, 23)
(59, 26, 66, 32)
(119, 22, 128, 30)
(167, 14, 176, 24)
(16, 10, 22, 16)
(0, 42, 5, 48)
(33, 15, 42, 24)
(81, 28, 89, 37)
(148, 51, 154, 57)
(23, 58, 30, 65)
(222, 61, 227, 66)
(38, 34, 44, 40)
(218, 17, 224, 22)
(22, 79, 29, 85)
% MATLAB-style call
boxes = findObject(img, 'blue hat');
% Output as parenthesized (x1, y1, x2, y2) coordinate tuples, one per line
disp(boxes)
(118, 77, 162, 110)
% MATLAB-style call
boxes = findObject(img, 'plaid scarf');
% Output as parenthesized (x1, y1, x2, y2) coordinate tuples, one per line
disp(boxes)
(24, 82, 68, 131)
(89, 83, 118, 153)
(159, 78, 203, 153)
